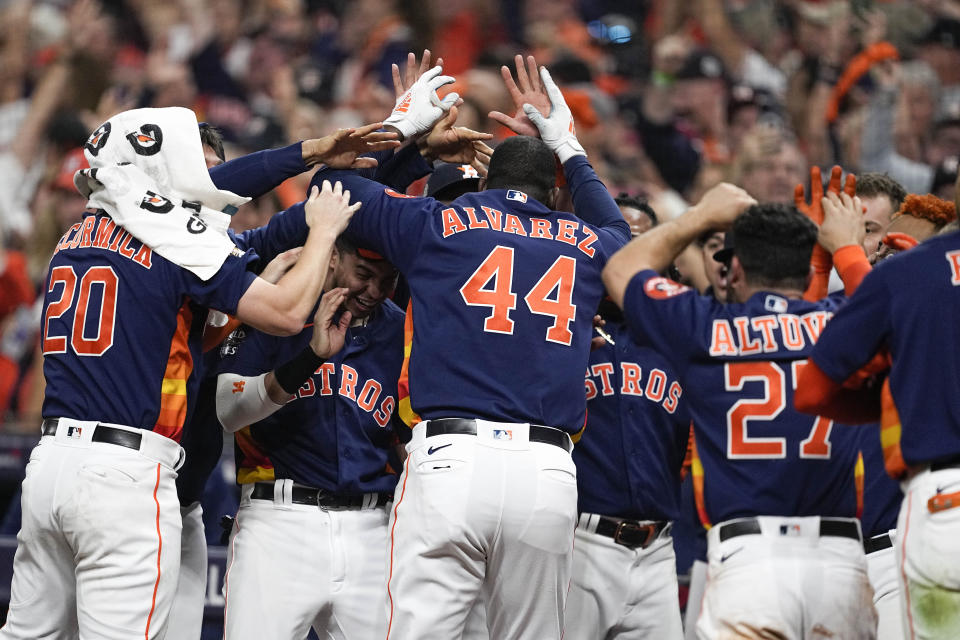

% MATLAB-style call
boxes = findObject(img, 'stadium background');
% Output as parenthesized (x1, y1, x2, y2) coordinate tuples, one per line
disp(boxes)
(1, 0, 959, 635)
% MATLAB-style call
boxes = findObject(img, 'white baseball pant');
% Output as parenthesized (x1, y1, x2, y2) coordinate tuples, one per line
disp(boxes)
(387, 420, 578, 640)
(222, 480, 390, 639)
(166, 501, 207, 640)
(865, 529, 904, 640)
(697, 516, 877, 640)
(0, 418, 184, 640)
(564, 517, 683, 639)
(895, 466, 960, 639)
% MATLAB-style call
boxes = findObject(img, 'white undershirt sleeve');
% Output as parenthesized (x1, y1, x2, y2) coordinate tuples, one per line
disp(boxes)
(216, 372, 287, 433)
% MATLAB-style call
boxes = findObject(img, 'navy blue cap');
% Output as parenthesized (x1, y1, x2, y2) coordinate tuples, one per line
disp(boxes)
(424, 163, 482, 199)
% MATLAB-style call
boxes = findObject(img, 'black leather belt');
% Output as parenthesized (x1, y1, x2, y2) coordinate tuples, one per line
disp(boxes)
(425, 418, 573, 453)
(718, 517, 862, 543)
(42, 418, 142, 451)
(864, 532, 894, 554)
(250, 482, 391, 510)
(593, 515, 670, 549)
(930, 454, 960, 472)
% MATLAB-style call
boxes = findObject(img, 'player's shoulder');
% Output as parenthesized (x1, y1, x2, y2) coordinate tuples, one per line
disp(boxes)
(376, 298, 405, 325)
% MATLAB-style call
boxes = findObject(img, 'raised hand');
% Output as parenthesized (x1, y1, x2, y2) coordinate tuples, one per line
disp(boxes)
(259, 247, 303, 284)
(693, 183, 757, 229)
(304, 180, 362, 234)
(392, 50, 443, 99)
(489, 55, 552, 137)
(309, 287, 352, 359)
(302, 122, 400, 169)
(794, 165, 856, 227)
(521, 66, 587, 163)
(383, 65, 458, 141)
(819, 191, 865, 255)
(418, 106, 494, 176)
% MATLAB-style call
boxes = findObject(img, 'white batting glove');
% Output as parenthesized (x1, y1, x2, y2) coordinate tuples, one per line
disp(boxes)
(522, 67, 587, 164)
(383, 66, 459, 140)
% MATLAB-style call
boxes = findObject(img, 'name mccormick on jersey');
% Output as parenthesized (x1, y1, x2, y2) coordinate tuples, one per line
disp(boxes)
(52, 214, 153, 268)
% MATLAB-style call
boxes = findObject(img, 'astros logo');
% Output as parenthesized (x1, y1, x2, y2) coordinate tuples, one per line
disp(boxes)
(84, 122, 112, 156)
(458, 165, 480, 179)
(644, 276, 690, 299)
(125, 124, 164, 156)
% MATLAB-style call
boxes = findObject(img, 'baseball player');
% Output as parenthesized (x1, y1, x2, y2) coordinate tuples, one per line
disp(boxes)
(168, 120, 424, 639)
(214, 234, 403, 639)
(795, 222, 960, 638)
(0, 106, 381, 640)
(316, 65, 630, 638)
(566, 292, 690, 639)
(602, 185, 877, 638)
(796, 191, 960, 639)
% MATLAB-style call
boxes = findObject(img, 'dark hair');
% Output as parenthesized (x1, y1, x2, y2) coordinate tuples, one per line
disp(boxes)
(615, 192, 658, 227)
(198, 123, 225, 163)
(856, 173, 907, 213)
(485, 136, 556, 204)
(733, 203, 817, 290)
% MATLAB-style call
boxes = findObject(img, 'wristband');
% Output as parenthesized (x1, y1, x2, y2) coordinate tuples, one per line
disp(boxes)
(274, 346, 325, 394)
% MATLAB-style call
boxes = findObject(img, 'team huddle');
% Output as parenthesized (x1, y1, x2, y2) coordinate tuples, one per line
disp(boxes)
(2, 50, 959, 640)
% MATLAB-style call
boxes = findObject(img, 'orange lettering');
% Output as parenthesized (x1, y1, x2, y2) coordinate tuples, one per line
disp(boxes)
(646, 369, 667, 401)
(708, 320, 738, 356)
(502, 214, 527, 236)
(948, 250, 960, 286)
(778, 315, 805, 351)
(441, 207, 467, 238)
(663, 381, 682, 414)
(591, 363, 615, 395)
(577, 226, 598, 258)
(117, 233, 136, 259)
(357, 379, 382, 411)
(529, 218, 554, 239)
(133, 244, 153, 268)
(621, 362, 644, 396)
(751, 316, 779, 353)
(481, 206, 503, 231)
(555, 219, 577, 246)
(464, 207, 489, 230)
(78, 216, 97, 248)
(374, 396, 395, 427)
(93, 217, 117, 248)
(339, 364, 359, 400)
(318, 362, 335, 395)
(232, 381, 245, 393)
(734, 317, 761, 355)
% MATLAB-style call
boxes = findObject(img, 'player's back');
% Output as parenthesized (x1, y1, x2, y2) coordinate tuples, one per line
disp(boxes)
(622, 271, 862, 524)
(41, 211, 254, 439)
(403, 189, 618, 433)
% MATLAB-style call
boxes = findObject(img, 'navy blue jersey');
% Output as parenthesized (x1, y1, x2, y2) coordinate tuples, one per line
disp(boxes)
(575, 320, 690, 521)
(41, 211, 256, 440)
(622, 270, 861, 524)
(218, 300, 405, 492)
(858, 423, 902, 536)
(317, 156, 630, 432)
(811, 230, 960, 465)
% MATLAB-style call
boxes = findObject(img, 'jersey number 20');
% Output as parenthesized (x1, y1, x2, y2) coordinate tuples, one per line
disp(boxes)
(459, 246, 577, 345)
(725, 360, 833, 459)
(42, 266, 118, 356)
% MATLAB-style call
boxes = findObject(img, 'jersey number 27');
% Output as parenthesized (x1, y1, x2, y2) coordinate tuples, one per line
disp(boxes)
(460, 246, 577, 346)
(725, 360, 833, 459)
(42, 266, 118, 356)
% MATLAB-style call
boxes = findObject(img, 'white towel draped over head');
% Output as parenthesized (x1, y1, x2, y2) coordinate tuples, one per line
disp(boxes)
(73, 107, 251, 280)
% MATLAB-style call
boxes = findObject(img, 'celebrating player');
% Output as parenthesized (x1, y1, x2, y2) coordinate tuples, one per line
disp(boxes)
(0, 106, 385, 640)
(314, 63, 629, 638)
(602, 185, 879, 638)
(214, 236, 402, 639)
(796, 190, 960, 638)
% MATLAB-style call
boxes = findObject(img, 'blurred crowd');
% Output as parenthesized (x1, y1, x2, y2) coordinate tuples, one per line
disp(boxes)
(1, 0, 960, 428)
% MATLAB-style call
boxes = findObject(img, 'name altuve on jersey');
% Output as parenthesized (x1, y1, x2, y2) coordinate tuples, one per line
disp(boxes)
(53, 215, 153, 269)
(708, 310, 831, 356)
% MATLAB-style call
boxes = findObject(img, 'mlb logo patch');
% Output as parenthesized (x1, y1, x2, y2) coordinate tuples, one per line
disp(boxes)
(779, 524, 801, 537)
(506, 190, 528, 203)
(492, 429, 513, 441)
(764, 295, 789, 313)
(67, 426, 83, 439)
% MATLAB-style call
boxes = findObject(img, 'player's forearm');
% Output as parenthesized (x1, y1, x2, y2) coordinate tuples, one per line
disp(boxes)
(603, 205, 713, 307)
(564, 156, 630, 241)
(215, 373, 286, 432)
(268, 225, 337, 328)
(210, 142, 307, 198)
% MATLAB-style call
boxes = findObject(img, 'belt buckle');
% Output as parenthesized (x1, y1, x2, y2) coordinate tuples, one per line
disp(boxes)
(315, 491, 339, 511)
(614, 521, 655, 549)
